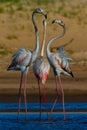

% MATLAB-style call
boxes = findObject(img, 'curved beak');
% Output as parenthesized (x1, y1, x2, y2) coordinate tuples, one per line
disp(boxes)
(52, 20, 55, 24)
(44, 14, 47, 19)
(41, 10, 47, 19)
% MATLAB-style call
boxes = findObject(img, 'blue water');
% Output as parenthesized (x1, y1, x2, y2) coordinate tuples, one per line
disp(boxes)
(0, 102, 87, 111)
(0, 102, 87, 130)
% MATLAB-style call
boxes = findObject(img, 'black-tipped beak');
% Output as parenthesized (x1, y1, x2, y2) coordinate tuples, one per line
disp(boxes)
(69, 71, 74, 78)
(45, 14, 47, 19)
(7, 67, 10, 71)
(52, 20, 55, 24)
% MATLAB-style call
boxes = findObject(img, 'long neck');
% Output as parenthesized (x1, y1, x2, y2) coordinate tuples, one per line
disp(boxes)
(40, 21, 46, 57)
(31, 12, 39, 62)
(46, 26, 66, 57)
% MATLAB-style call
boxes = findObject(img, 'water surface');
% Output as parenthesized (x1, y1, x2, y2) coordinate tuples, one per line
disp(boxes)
(0, 102, 87, 130)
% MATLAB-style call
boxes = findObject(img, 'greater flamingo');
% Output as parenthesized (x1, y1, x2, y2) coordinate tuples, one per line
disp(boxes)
(46, 19, 74, 120)
(7, 8, 47, 119)
(33, 19, 50, 119)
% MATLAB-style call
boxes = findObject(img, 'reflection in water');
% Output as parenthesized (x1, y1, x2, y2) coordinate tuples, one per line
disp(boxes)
(0, 102, 87, 129)
(0, 113, 87, 130)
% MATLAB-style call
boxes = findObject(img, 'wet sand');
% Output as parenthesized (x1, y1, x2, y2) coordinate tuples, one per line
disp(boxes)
(0, 64, 87, 103)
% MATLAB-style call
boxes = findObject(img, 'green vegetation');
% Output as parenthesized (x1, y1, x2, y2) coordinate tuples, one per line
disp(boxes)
(0, 0, 86, 25)
(0, 44, 10, 56)
(57, 3, 77, 17)
(32, 0, 54, 5)
(6, 34, 18, 40)
(0, 7, 4, 13)
(0, 0, 20, 3)
(16, 4, 24, 11)
(0, 49, 9, 55)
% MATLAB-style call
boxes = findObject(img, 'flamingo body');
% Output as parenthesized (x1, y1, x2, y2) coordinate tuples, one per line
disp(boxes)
(48, 48, 73, 77)
(8, 48, 32, 73)
(33, 56, 50, 84)
(46, 19, 74, 120)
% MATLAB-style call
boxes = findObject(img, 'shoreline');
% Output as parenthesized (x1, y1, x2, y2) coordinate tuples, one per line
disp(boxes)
(0, 89, 87, 103)
(0, 64, 87, 103)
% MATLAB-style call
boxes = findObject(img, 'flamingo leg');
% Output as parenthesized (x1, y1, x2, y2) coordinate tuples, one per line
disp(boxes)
(43, 84, 48, 119)
(58, 76, 66, 120)
(18, 73, 23, 120)
(23, 73, 28, 120)
(43, 84, 46, 103)
(51, 76, 60, 113)
(38, 80, 42, 119)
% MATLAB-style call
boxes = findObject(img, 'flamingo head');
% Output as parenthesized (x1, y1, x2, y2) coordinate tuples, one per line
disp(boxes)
(52, 19, 65, 27)
(34, 8, 47, 19)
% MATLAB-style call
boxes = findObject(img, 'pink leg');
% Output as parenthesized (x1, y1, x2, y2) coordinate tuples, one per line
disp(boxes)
(51, 76, 60, 113)
(38, 80, 42, 119)
(23, 74, 27, 120)
(43, 84, 48, 119)
(43, 84, 46, 103)
(18, 73, 23, 120)
(58, 76, 66, 120)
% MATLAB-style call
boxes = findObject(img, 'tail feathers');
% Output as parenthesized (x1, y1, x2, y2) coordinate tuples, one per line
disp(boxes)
(7, 64, 15, 70)
(69, 71, 74, 78)
(62, 67, 74, 78)
(7, 65, 12, 70)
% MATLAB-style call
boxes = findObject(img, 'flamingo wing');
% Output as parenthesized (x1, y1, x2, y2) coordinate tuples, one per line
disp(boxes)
(53, 52, 73, 77)
(8, 48, 32, 71)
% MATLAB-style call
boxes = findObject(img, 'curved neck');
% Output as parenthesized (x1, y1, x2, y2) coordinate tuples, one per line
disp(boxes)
(40, 21, 46, 57)
(46, 26, 66, 57)
(32, 12, 38, 32)
(31, 12, 39, 62)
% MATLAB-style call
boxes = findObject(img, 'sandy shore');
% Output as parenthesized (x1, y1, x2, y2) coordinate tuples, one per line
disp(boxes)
(0, 63, 87, 102)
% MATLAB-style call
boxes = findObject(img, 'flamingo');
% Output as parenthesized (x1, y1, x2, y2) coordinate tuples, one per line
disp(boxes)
(46, 19, 74, 120)
(7, 8, 47, 119)
(33, 19, 50, 119)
